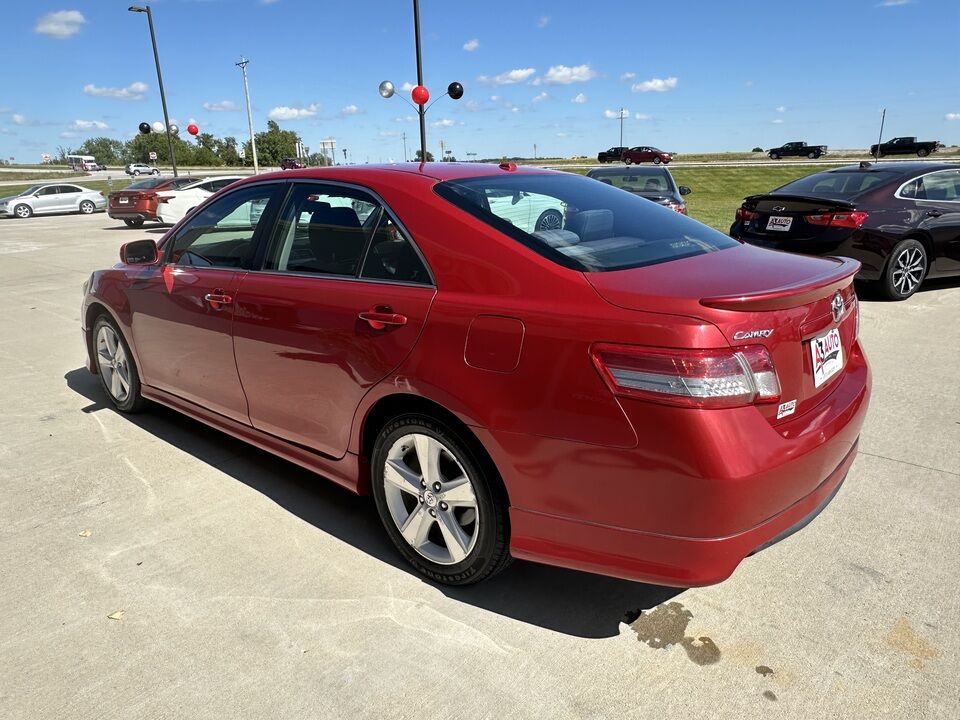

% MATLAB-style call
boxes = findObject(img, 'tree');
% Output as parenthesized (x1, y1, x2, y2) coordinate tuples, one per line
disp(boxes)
(75, 137, 126, 166)
(244, 120, 300, 166)
(125, 133, 197, 166)
(414, 149, 435, 162)
(213, 136, 241, 166)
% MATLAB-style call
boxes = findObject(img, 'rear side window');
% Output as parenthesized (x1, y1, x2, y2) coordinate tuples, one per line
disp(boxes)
(435, 172, 736, 272)
(901, 170, 960, 201)
(775, 170, 898, 198)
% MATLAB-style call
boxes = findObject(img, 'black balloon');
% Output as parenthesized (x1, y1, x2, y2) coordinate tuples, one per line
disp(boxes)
(138, 122, 151, 134)
(447, 81, 464, 100)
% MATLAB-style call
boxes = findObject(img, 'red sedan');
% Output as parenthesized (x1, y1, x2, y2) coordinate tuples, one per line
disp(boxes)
(108, 175, 198, 227)
(81, 163, 870, 587)
(622, 146, 674, 165)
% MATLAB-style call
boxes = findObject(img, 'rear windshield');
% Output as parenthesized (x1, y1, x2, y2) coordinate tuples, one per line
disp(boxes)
(589, 168, 676, 195)
(774, 170, 899, 199)
(127, 177, 170, 190)
(434, 172, 736, 272)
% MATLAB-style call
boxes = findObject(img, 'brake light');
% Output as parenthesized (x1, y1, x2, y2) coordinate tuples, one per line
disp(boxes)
(736, 206, 758, 222)
(804, 211, 868, 228)
(157, 195, 171, 203)
(667, 202, 686, 214)
(591, 343, 781, 408)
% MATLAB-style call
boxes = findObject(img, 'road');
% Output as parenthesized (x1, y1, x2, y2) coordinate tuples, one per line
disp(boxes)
(0, 212, 957, 719)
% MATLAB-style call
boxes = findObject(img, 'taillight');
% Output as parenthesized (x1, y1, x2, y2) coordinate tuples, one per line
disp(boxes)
(667, 202, 686, 214)
(591, 343, 781, 408)
(804, 211, 868, 228)
(157, 195, 171, 203)
(736, 206, 758, 222)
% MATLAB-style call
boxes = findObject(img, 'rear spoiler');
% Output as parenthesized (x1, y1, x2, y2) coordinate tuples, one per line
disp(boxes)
(700, 257, 860, 311)
(743, 194, 856, 209)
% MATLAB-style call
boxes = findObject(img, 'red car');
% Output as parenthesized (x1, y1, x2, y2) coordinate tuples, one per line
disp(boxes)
(622, 146, 673, 165)
(107, 176, 198, 227)
(81, 163, 870, 587)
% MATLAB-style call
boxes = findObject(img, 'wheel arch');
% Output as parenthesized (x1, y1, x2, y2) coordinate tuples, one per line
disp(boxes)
(84, 300, 138, 375)
(357, 392, 509, 506)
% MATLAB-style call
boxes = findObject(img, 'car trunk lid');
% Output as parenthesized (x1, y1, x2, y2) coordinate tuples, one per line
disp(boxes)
(740, 193, 858, 239)
(585, 244, 860, 423)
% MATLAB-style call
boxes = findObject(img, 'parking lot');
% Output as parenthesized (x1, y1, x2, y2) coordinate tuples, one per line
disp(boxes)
(0, 212, 957, 719)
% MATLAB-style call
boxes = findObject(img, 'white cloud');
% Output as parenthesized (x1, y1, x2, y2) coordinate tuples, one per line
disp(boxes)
(556, 132, 568, 137)
(431, 118, 456, 128)
(35, 10, 85, 39)
(745, 79, 754, 88)
(400, 81, 415, 92)
(511, 107, 520, 114)
(945, 113, 960, 121)
(84, 81, 148, 101)
(603, 109, 629, 119)
(12, 114, 27, 126)
(478, 68, 536, 86)
(393, 115, 417, 123)
(775, 105, 786, 113)
(632, 76, 678, 93)
(635, 113, 652, 121)
(532, 92, 549, 103)
(379, 130, 400, 138)
(339, 104, 362, 117)
(772, 118, 785, 124)
(620, 72, 636, 81)
(538, 64, 597, 85)
(268, 103, 319, 120)
(203, 100, 239, 112)
(261, 0, 281, 4)
(72, 119, 109, 130)
(463, 38, 479, 52)
(571, 93, 587, 104)
(59, 131, 78, 139)
(537, 15, 550, 27)
(490, 95, 500, 102)
(877, 0, 911, 6)
(464, 100, 483, 112)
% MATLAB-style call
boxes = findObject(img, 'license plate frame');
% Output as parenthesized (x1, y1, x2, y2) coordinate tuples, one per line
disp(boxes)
(766, 215, 793, 232)
(118, 197, 129, 204)
(810, 327, 843, 388)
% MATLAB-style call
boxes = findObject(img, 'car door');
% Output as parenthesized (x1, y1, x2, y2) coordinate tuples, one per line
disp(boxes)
(56, 185, 83, 211)
(126, 181, 285, 423)
(914, 170, 960, 273)
(231, 182, 436, 458)
(32, 186, 61, 214)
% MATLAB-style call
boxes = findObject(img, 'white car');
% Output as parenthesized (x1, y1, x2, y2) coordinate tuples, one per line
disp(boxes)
(126, 163, 160, 176)
(485, 189, 564, 232)
(0, 183, 107, 219)
(155, 175, 245, 225)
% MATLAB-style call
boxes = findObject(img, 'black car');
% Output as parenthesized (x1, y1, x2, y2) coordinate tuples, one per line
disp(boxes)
(596, 146, 627, 163)
(586, 166, 691, 213)
(730, 162, 960, 299)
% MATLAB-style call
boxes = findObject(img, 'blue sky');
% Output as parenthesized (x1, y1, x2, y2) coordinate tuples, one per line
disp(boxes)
(1, 0, 958, 163)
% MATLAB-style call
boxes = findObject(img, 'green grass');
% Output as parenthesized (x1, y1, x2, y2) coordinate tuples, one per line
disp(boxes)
(0, 178, 134, 199)
(0, 170, 88, 182)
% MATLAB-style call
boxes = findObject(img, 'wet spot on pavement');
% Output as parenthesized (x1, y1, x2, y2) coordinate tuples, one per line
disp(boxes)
(762, 690, 778, 701)
(755, 665, 775, 677)
(886, 617, 938, 669)
(629, 601, 721, 666)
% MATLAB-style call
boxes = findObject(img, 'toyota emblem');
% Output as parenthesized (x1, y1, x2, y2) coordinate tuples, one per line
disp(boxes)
(831, 292, 844, 323)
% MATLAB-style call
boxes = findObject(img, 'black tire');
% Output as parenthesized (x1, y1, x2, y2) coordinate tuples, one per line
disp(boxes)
(92, 314, 147, 413)
(653, 156, 662, 165)
(770, 152, 780, 160)
(808, 151, 817, 159)
(133, 170, 141, 176)
(880, 238, 927, 300)
(624, 157, 633, 165)
(79, 200, 95, 214)
(535, 209, 563, 232)
(152, 169, 160, 175)
(123, 218, 145, 228)
(13, 204, 32, 219)
(371, 414, 511, 585)
(917, 148, 929, 157)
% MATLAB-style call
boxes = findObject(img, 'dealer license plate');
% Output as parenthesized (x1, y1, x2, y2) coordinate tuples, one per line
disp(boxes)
(766, 215, 792, 231)
(118, 197, 129, 204)
(810, 327, 843, 388)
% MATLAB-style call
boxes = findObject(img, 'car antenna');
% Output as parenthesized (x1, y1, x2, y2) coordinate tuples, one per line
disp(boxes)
(873, 108, 886, 164)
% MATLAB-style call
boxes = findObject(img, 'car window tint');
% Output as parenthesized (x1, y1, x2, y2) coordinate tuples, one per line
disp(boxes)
(436, 173, 737, 272)
(360, 214, 430, 285)
(126, 177, 168, 190)
(264, 184, 378, 277)
(776, 170, 900, 198)
(168, 183, 278, 268)
(919, 170, 960, 201)
(58, 185, 81, 194)
(38, 186, 59, 196)
(170, 177, 199, 190)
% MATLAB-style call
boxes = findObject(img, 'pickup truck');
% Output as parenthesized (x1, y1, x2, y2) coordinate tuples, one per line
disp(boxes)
(768, 142, 828, 160)
(597, 146, 627, 163)
(870, 136, 942, 158)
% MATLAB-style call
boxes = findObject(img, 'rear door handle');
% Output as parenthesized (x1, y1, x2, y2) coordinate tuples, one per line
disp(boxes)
(204, 292, 233, 308)
(359, 308, 408, 330)
(925, 210, 942, 217)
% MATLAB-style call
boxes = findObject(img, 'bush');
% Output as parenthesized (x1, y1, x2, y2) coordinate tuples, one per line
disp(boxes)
(751, 147, 764, 153)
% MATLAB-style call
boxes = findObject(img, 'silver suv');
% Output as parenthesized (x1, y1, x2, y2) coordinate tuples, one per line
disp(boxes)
(126, 163, 160, 176)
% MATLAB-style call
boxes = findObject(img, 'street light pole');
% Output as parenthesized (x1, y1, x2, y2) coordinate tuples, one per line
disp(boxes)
(619, 107, 624, 148)
(236, 57, 259, 174)
(413, 0, 427, 161)
(128, 5, 177, 177)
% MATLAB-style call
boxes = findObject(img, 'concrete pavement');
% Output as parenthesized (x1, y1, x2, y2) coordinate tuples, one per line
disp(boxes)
(0, 212, 957, 719)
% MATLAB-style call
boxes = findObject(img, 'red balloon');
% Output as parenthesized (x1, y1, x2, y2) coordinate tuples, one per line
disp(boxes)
(187, 123, 199, 136)
(411, 85, 429, 106)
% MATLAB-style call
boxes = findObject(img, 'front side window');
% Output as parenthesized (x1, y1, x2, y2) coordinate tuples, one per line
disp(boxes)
(435, 172, 737, 272)
(167, 183, 279, 268)
(38, 186, 58, 196)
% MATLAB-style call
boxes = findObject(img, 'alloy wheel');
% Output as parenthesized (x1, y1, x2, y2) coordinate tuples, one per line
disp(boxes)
(536, 210, 563, 231)
(382, 433, 479, 565)
(15, 205, 31, 218)
(96, 324, 131, 403)
(891, 247, 925, 296)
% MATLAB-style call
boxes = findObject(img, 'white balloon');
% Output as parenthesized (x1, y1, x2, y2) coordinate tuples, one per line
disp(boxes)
(152, 121, 164, 133)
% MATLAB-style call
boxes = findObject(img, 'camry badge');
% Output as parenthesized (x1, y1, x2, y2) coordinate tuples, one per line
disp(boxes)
(772, 205, 786, 212)
(733, 329, 773, 340)
(831, 292, 844, 323)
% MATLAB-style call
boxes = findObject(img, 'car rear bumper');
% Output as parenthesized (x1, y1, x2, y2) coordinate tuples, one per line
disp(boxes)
(108, 210, 153, 221)
(508, 440, 857, 586)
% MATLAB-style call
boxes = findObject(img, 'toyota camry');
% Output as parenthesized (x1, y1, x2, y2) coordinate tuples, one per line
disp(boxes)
(81, 162, 870, 587)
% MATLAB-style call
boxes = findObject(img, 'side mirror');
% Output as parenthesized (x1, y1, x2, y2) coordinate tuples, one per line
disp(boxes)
(679, 186, 692, 196)
(120, 239, 159, 265)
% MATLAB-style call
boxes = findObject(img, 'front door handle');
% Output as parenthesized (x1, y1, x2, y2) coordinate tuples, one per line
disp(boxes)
(925, 210, 942, 218)
(359, 308, 408, 330)
(204, 292, 233, 309)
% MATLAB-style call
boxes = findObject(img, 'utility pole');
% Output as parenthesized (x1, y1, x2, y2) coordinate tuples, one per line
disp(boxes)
(619, 107, 625, 148)
(236, 56, 259, 174)
(874, 108, 886, 162)
(534, 143, 537, 160)
(128, 5, 177, 177)
(402, 132, 407, 162)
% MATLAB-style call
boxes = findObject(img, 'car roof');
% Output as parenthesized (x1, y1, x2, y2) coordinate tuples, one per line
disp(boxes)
(235, 162, 554, 186)
(825, 161, 960, 177)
